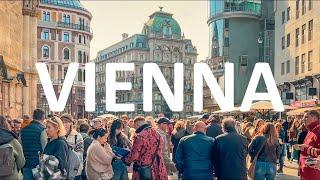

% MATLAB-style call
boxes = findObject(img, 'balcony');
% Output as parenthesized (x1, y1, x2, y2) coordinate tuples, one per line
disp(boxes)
(208, 2, 261, 23)
(57, 21, 91, 33)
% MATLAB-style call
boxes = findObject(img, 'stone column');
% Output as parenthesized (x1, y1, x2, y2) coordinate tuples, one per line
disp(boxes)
(22, 14, 30, 115)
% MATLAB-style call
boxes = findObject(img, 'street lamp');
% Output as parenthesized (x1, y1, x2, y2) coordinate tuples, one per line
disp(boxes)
(257, 32, 264, 62)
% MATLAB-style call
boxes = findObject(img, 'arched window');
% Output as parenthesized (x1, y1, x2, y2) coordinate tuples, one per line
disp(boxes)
(42, 45, 50, 58)
(63, 48, 70, 60)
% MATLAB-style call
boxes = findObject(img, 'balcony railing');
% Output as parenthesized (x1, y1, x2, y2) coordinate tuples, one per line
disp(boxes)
(57, 21, 91, 33)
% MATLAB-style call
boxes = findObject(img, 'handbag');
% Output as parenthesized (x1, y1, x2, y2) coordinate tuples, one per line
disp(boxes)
(133, 136, 161, 180)
(248, 138, 266, 179)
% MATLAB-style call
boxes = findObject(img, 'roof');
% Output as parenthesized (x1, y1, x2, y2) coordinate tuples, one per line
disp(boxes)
(40, 0, 89, 12)
(142, 8, 182, 37)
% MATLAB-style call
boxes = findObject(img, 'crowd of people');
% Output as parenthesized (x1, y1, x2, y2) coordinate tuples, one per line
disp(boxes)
(0, 109, 319, 180)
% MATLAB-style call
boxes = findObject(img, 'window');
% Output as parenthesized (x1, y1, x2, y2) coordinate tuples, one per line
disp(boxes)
(42, 11, 50, 22)
(42, 46, 49, 58)
(240, 55, 248, 66)
(308, 19, 313, 41)
(309, 0, 313, 10)
(78, 51, 82, 63)
(295, 28, 299, 47)
(78, 70, 82, 81)
(63, 48, 70, 60)
(63, 32, 70, 42)
(42, 30, 49, 40)
(302, 0, 306, 15)
(287, 33, 290, 47)
(287, 7, 291, 21)
(302, 24, 306, 44)
(281, 36, 285, 49)
(281, 62, 285, 75)
(224, 19, 229, 29)
(286, 60, 290, 73)
(296, 0, 300, 19)
(308, 50, 313, 71)
(282, 11, 285, 24)
(79, 35, 82, 44)
(301, 53, 306, 73)
(63, 14, 71, 24)
(295, 56, 299, 75)
(224, 37, 229, 47)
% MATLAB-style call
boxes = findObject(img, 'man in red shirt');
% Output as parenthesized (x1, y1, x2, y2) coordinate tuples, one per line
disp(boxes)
(296, 110, 320, 180)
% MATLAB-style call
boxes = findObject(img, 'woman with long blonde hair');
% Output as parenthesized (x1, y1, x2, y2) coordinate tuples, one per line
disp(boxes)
(249, 123, 280, 180)
(42, 115, 69, 177)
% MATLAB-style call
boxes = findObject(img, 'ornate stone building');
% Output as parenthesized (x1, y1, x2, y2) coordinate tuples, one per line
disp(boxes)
(95, 8, 197, 118)
(0, 0, 38, 118)
(36, 0, 92, 118)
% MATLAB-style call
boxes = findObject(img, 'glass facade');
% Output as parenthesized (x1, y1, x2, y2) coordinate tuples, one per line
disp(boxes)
(208, 0, 262, 58)
(209, 0, 261, 17)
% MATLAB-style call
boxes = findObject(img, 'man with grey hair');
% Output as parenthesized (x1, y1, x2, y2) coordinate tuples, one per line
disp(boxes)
(213, 118, 248, 180)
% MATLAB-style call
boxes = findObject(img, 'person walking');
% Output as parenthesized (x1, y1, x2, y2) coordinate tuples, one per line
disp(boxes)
(86, 128, 115, 180)
(171, 120, 187, 164)
(108, 119, 131, 180)
(289, 119, 300, 162)
(249, 123, 280, 180)
(43, 115, 69, 177)
(206, 115, 223, 139)
(20, 109, 47, 180)
(79, 123, 93, 180)
(61, 114, 84, 180)
(275, 123, 286, 173)
(294, 110, 320, 180)
(213, 118, 248, 180)
(157, 117, 176, 175)
(123, 116, 168, 180)
(175, 121, 215, 180)
(121, 115, 131, 138)
(0, 116, 25, 180)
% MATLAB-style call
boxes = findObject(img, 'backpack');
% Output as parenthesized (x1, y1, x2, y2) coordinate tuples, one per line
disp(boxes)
(0, 144, 15, 177)
(66, 135, 81, 179)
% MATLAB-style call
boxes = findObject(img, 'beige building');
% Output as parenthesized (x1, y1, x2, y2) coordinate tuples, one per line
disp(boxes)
(275, 0, 320, 105)
(0, 0, 38, 118)
(36, 0, 92, 118)
(95, 8, 197, 118)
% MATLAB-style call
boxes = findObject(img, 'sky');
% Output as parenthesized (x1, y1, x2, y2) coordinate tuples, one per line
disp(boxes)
(81, 1, 209, 61)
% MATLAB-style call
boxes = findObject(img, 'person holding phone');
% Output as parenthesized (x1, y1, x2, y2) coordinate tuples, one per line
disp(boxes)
(294, 110, 320, 180)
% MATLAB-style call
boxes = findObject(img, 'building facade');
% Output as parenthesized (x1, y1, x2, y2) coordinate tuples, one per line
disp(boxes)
(275, 0, 320, 106)
(0, 0, 38, 118)
(95, 8, 197, 118)
(203, 0, 275, 112)
(36, 0, 92, 118)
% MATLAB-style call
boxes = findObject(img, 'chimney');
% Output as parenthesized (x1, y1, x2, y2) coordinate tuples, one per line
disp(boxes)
(122, 33, 129, 40)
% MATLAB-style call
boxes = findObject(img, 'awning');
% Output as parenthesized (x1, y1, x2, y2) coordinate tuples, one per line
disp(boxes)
(287, 106, 320, 116)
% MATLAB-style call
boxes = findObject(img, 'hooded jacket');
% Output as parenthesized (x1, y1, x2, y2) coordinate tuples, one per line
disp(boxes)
(0, 128, 25, 180)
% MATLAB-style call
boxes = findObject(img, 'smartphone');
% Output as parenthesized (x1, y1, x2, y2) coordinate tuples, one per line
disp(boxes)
(306, 157, 318, 166)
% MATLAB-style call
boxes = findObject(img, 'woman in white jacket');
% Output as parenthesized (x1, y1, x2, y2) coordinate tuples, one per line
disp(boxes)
(61, 114, 84, 179)
(86, 128, 115, 180)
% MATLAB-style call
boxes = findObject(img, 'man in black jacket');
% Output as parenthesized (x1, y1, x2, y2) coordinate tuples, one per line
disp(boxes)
(206, 115, 223, 138)
(213, 118, 248, 180)
(175, 121, 215, 180)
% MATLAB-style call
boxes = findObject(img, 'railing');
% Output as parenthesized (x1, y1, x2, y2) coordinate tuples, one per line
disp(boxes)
(57, 21, 91, 33)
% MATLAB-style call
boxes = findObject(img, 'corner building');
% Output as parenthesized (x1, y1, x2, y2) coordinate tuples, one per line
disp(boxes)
(36, 0, 92, 118)
(95, 8, 197, 118)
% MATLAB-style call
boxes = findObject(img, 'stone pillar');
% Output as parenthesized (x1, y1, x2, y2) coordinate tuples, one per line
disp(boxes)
(22, 14, 30, 115)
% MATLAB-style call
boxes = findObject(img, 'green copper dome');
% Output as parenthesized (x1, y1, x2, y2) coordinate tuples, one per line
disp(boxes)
(142, 8, 182, 37)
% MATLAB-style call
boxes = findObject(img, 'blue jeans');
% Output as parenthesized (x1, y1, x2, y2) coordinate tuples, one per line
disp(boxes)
(23, 168, 35, 180)
(254, 161, 276, 180)
(111, 159, 129, 180)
